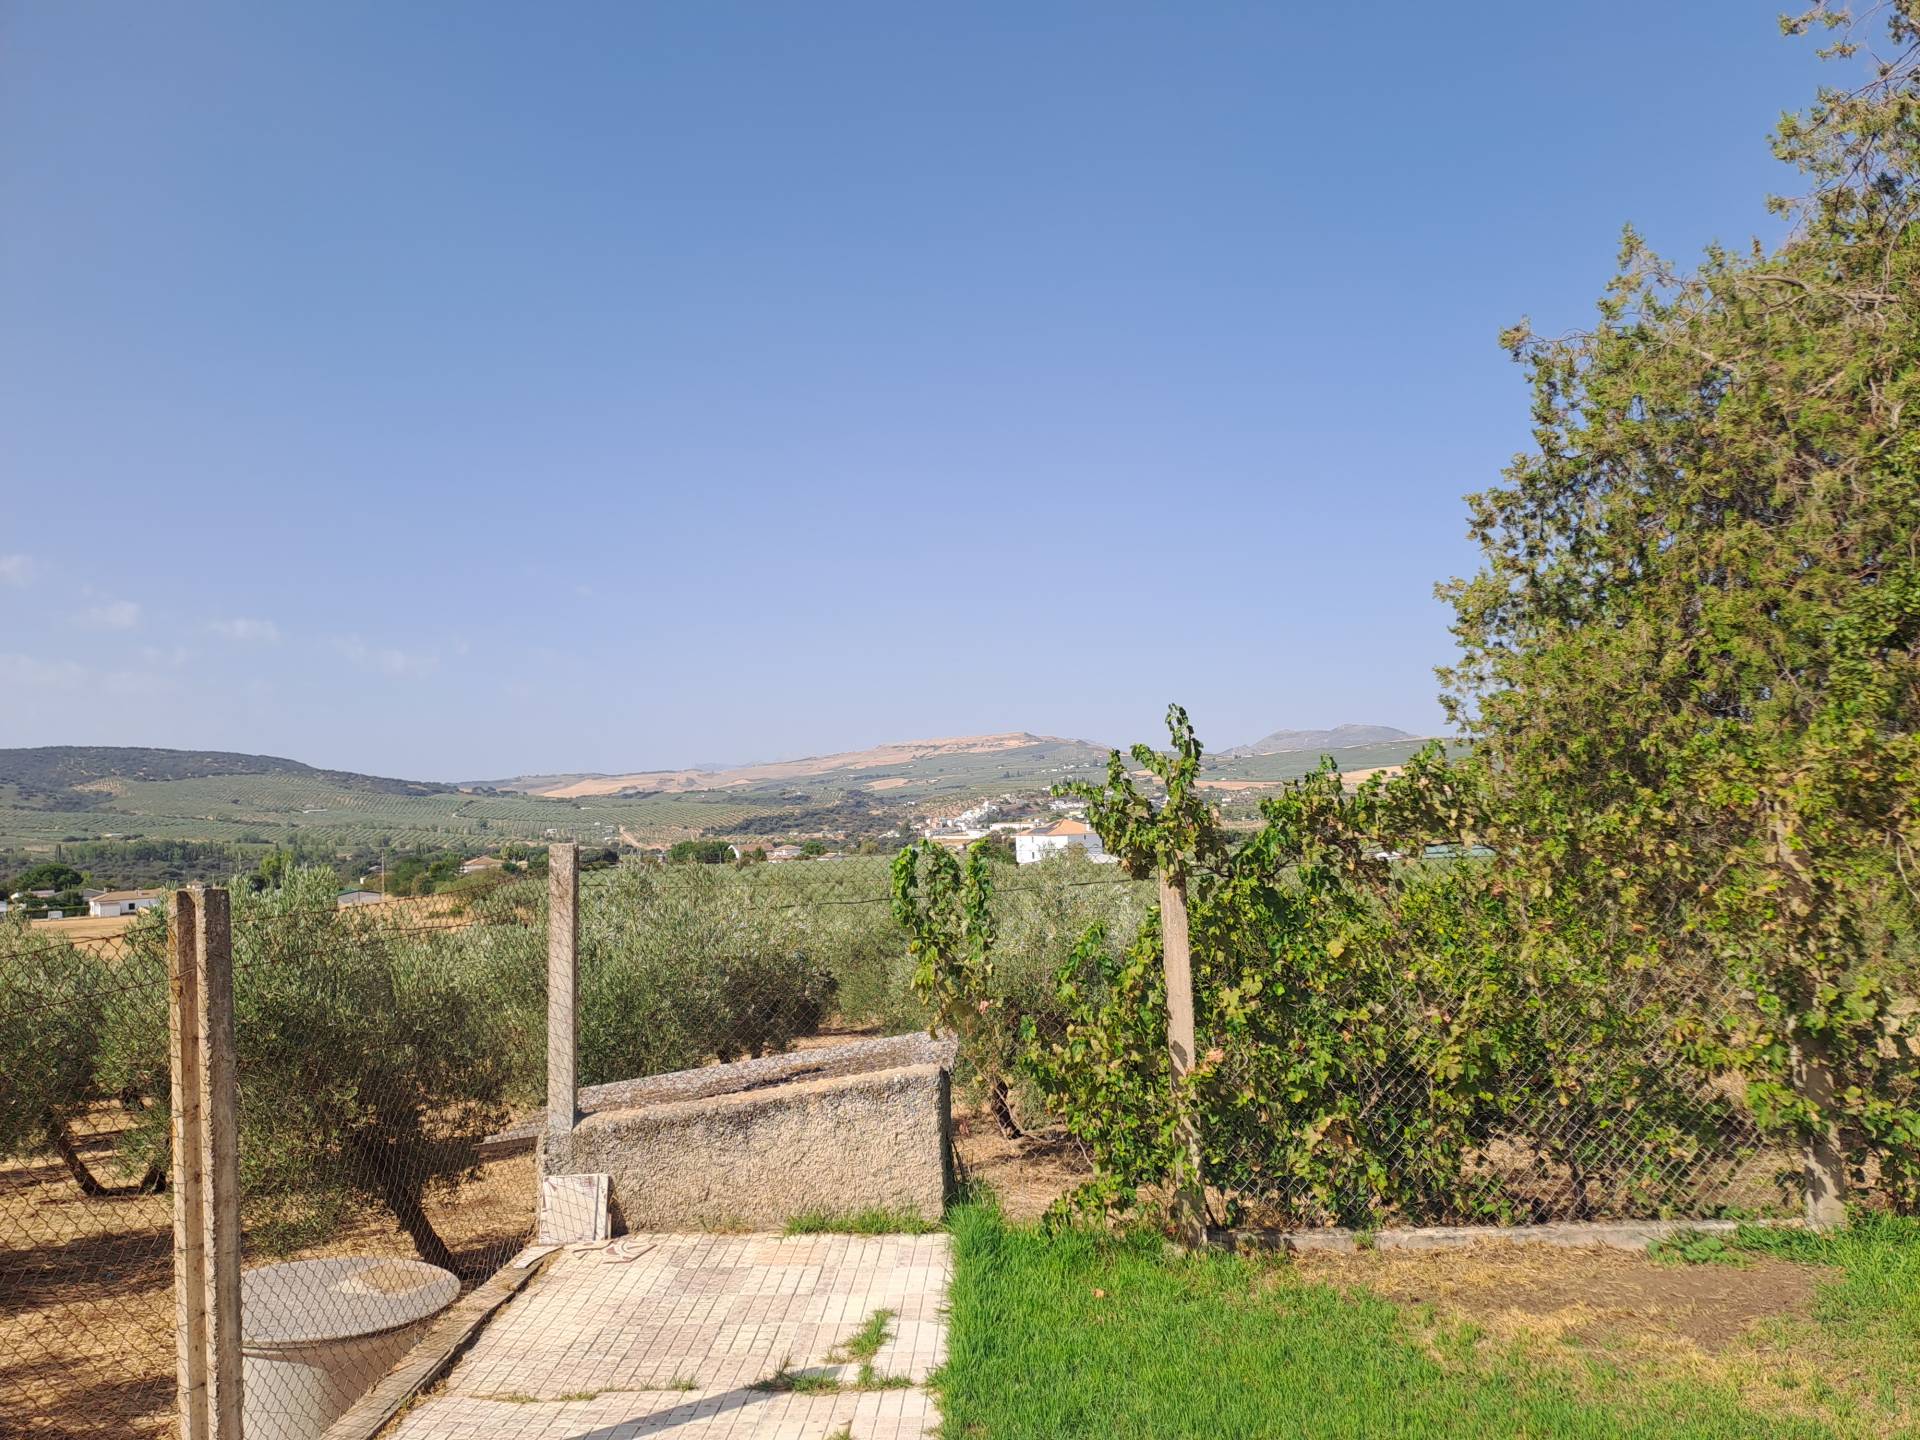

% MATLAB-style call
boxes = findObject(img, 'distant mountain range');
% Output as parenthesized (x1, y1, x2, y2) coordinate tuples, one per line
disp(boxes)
(0, 726, 1429, 805)
(1219, 724, 1425, 758)
(481, 724, 1434, 798)
(480, 732, 1112, 799)
(0, 725, 1441, 854)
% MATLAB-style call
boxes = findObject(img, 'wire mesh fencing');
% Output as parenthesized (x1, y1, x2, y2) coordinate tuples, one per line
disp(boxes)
(226, 880, 545, 1438)
(1, 877, 548, 1440)
(9, 830, 1867, 1437)
(1, 917, 176, 1438)
(1195, 965, 1794, 1231)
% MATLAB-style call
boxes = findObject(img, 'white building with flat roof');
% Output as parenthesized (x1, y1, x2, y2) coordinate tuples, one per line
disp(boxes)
(1014, 819, 1105, 866)
(87, 889, 166, 918)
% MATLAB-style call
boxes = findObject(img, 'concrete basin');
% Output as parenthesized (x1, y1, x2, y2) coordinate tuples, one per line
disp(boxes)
(240, 1256, 457, 1440)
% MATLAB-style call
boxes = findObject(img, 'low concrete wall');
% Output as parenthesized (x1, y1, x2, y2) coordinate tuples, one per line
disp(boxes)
(542, 1033, 956, 1232)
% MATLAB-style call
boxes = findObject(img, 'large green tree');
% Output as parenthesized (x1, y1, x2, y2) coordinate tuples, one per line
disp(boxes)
(1433, 2, 1920, 1206)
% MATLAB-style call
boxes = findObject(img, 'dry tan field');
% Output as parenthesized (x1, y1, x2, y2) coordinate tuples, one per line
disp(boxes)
(1196, 764, 1404, 794)
(26, 914, 138, 944)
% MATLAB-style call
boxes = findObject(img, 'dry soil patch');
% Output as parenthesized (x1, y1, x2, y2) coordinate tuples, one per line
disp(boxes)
(1299, 1241, 1828, 1353)
(951, 1112, 1091, 1222)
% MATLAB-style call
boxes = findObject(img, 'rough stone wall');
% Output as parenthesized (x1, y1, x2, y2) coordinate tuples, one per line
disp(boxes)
(542, 1038, 955, 1231)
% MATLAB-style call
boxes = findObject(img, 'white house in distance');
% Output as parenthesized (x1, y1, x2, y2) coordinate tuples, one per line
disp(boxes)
(1014, 818, 1107, 865)
(459, 855, 504, 876)
(87, 889, 166, 918)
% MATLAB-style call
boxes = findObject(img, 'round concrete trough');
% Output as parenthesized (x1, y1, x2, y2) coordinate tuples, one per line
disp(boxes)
(240, 1257, 458, 1440)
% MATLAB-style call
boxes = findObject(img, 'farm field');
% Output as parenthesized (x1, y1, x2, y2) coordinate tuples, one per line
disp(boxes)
(27, 913, 136, 944)
(1199, 737, 1465, 785)
(0, 733, 1448, 857)
(0, 768, 793, 854)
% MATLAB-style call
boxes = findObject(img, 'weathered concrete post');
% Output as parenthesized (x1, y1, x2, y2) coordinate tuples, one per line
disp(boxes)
(1158, 870, 1205, 1248)
(547, 843, 580, 1171)
(1793, 1039, 1847, 1230)
(169, 885, 241, 1439)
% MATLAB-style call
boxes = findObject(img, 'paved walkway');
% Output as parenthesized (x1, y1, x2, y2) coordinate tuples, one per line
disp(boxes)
(388, 1233, 950, 1440)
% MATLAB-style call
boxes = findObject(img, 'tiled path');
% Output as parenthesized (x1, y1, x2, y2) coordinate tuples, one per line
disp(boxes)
(387, 1233, 950, 1440)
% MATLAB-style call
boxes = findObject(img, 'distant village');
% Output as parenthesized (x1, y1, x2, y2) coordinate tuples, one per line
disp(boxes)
(913, 793, 1113, 865)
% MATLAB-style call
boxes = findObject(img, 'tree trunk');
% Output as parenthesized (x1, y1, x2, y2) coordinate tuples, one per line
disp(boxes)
(44, 1111, 156, 1198)
(348, 1137, 461, 1273)
(987, 1076, 1024, 1140)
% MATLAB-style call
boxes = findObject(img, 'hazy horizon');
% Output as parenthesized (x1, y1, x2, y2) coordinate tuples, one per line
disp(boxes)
(1, 4, 1832, 778)
(0, 718, 1437, 787)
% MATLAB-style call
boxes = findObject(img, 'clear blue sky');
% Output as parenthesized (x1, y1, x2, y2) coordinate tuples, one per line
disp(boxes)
(0, 3, 1835, 780)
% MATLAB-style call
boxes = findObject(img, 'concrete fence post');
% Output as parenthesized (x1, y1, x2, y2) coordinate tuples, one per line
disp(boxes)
(169, 885, 241, 1439)
(1158, 870, 1205, 1247)
(1793, 1038, 1848, 1230)
(546, 843, 580, 1171)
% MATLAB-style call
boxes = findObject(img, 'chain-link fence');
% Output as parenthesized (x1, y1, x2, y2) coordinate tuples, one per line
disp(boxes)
(227, 877, 544, 1439)
(1198, 963, 1793, 1230)
(2, 919, 176, 1438)
(7, 833, 1876, 1436)
(1, 877, 547, 1440)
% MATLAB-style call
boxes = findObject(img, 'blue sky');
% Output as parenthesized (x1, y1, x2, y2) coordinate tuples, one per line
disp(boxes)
(0, 3, 1834, 780)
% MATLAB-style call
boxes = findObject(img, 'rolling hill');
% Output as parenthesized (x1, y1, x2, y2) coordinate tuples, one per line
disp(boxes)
(0, 724, 1450, 855)
(485, 733, 1112, 799)
(1221, 724, 1424, 757)
(0, 745, 453, 800)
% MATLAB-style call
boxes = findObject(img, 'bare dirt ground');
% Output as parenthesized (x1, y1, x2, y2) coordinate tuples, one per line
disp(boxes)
(1296, 1242, 1826, 1354)
(1, 1107, 534, 1439)
(951, 1110, 1091, 1222)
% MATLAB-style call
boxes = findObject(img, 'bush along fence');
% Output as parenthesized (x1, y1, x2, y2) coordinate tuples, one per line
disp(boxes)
(897, 707, 1918, 1242)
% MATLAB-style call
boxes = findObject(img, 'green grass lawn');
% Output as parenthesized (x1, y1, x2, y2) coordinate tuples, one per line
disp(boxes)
(934, 1207, 1919, 1440)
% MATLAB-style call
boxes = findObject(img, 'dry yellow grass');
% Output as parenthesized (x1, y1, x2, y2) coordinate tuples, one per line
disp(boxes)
(27, 914, 137, 943)
(1338, 764, 1405, 786)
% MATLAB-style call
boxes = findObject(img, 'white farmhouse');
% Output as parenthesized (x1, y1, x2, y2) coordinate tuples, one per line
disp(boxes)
(1014, 819, 1106, 865)
(88, 889, 166, 918)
